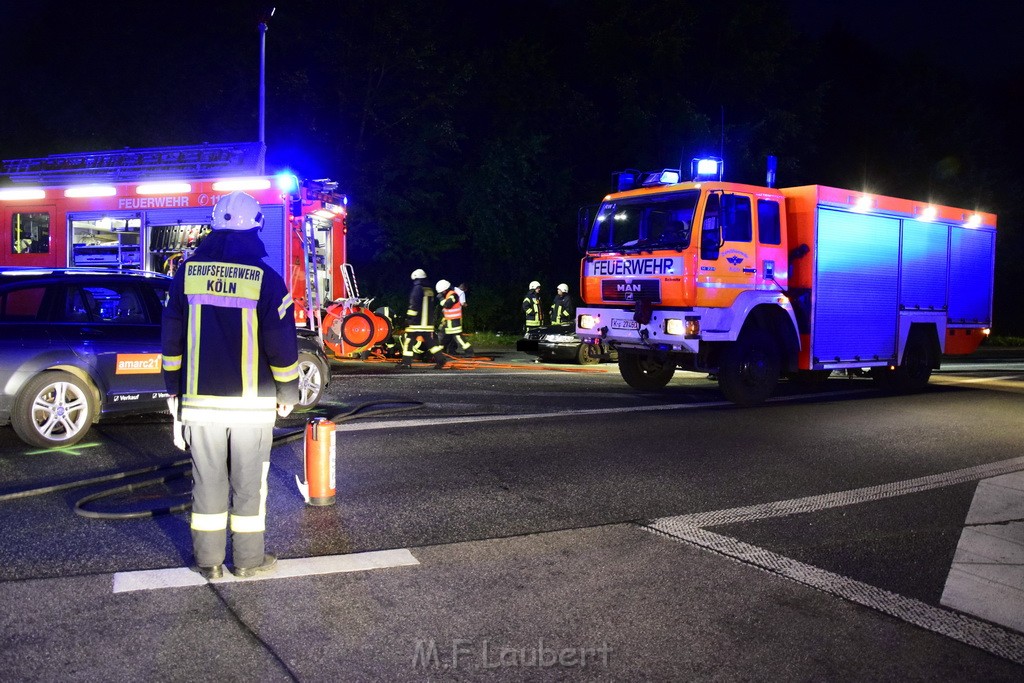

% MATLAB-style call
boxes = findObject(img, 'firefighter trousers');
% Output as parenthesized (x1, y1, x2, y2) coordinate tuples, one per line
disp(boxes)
(400, 330, 443, 362)
(439, 325, 471, 355)
(185, 423, 273, 569)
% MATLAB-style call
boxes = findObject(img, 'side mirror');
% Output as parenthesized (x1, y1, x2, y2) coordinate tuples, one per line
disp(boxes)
(577, 205, 596, 252)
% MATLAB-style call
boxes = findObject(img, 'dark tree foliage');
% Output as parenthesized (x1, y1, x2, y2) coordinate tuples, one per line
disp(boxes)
(1, 0, 1019, 331)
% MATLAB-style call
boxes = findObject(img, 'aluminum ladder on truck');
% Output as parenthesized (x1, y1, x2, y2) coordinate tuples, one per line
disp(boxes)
(340, 262, 360, 304)
(300, 216, 325, 347)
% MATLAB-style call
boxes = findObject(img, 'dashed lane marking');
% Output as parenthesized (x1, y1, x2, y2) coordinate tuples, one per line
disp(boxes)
(112, 548, 419, 593)
(643, 455, 1024, 664)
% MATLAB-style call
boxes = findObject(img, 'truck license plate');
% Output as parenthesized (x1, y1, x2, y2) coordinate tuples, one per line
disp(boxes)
(611, 318, 639, 330)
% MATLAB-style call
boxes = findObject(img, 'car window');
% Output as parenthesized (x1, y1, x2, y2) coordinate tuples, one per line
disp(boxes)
(63, 283, 151, 324)
(0, 286, 46, 321)
(150, 282, 170, 308)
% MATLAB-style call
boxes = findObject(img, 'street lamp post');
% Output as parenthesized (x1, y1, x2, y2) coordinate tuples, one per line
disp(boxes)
(258, 7, 276, 174)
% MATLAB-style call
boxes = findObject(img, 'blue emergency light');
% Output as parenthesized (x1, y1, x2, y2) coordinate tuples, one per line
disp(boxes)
(275, 172, 299, 193)
(691, 157, 723, 181)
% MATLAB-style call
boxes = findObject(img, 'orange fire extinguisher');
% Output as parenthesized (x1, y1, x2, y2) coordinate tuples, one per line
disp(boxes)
(295, 417, 336, 506)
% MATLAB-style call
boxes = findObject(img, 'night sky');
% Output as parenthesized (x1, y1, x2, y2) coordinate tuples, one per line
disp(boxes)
(2, 1, 1022, 332)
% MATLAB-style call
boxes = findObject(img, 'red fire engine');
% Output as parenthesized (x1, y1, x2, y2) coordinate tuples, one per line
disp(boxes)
(0, 142, 391, 356)
(575, 157, 997, 405)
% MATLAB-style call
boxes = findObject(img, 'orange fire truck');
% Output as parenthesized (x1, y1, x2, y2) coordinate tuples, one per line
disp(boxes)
(575, 158, 997, 405)
(0, 142, 391, 357)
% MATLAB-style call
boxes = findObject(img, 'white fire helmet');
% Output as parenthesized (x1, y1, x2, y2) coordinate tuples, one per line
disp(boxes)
(436, 279, 451, 292)
(557, 283, 569, 293)
(411, 268, 427, 280)
(529, 280, 541, 290)
(211, 191, 264, 231)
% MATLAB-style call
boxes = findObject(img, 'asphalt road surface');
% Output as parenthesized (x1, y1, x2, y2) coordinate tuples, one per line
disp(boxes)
(1, 349, 1023, 681)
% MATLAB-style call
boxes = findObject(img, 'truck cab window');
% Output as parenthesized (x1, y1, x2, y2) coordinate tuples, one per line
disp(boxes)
(721, 194, 752, 242)
(589, 190, 699, 251)
(758, 199, 781, 245)
(701, 193, 722, 260)
(10, 212, 50, 254)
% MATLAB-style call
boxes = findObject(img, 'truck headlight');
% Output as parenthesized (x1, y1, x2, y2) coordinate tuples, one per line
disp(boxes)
(665, 318, 685, 336)
(579, 314, 599, 330)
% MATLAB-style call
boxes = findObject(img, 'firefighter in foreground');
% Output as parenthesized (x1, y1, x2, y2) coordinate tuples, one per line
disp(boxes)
(436, 279, 474, 357)
(522, 280, 543, 331)
(161, 191, 299, 580)
(399, 268, 446, 368)
(550, 283, 575, 325)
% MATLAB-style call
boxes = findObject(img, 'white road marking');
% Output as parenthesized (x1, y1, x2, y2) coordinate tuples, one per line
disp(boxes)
(661, 456, 1024, 528)
(644, 525, 1024, 665)
(112, 548, 419, 593)
(942, 471, 1024, 632)
(337, 389, 868, 432)
(932, 374, 1024, 384)
(644, 455, 1024, 664)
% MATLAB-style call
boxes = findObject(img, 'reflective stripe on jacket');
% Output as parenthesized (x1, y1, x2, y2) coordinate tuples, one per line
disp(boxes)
(162, 244, 300, 425)
(406, 280, 437, 332)
(550, 293, 575, 325)
(522, 292, 542, 327)
(441, 290, 462, 320)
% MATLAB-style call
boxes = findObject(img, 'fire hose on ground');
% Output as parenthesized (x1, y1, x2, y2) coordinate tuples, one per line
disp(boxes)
(0, 400, 424, 520)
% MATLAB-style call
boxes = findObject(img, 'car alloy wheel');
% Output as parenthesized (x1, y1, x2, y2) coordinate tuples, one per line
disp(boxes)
(12, 370, 96, 448)
(295, 351, 327, 410)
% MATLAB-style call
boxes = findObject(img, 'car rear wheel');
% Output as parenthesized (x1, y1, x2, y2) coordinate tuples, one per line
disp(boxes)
(12, 371, 97, 448)
(295, 351, 328, 411)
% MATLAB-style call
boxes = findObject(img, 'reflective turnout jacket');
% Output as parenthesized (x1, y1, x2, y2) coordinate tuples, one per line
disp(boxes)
(405, 279, 438, 332)
(161, 230, 300, 425)
(522, 291, 542, 327)
(550, 293, 575, 325)
(440, 288, 463, 332)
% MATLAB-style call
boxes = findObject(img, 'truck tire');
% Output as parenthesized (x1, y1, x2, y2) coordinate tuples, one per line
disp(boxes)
(890, 330, 934, 392)
(718, 329, 780, 406)
(12, 370, 97, 448)
(295, 351, 328, 411)
(618, 351, 675, 390)
(576, 342, 601, 365)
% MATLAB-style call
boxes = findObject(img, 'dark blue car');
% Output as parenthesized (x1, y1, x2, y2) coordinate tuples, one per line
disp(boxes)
(0, 268, 330, 448)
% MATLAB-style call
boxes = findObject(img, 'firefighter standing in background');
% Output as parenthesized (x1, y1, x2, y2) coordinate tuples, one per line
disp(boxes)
(400, 268, 446, 369)
(522, 280, 544, 332)
(161, 191, 298, 580)
(550, 283, 575, 325)
(436, 279, 474, 357)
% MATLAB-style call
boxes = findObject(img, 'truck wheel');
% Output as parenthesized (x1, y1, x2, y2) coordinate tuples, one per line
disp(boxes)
(618, 351, 675, 390)
(891, 331, 934, 392)
(295, 351, 328, 411)
(718, 329, 780, 406)
(12, 371, 96, 448)
(576, 342, 601, 365)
